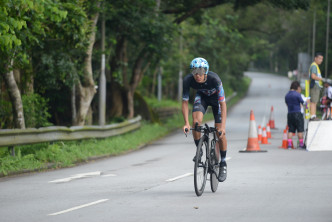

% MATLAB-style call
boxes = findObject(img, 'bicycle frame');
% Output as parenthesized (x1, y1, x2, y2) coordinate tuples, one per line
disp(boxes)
(192, 124, 220, 176)
(189, 123, 220, 196)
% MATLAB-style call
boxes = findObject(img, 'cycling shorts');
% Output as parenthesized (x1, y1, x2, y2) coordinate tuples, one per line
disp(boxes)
(287, 112, 304, 133)
(193, 93, 221, 123)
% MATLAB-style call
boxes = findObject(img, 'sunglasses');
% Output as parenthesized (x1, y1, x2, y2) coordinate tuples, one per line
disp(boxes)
(191, 67, 206, 76)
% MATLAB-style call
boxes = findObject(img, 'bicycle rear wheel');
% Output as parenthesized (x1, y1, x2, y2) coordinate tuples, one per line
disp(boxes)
(194, 137, 208, 196)
(210, 139, 220, 192)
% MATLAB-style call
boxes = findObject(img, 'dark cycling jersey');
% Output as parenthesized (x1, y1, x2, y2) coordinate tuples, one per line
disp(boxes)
(182, 71, 225, 102)
(285, 90, 304, 113)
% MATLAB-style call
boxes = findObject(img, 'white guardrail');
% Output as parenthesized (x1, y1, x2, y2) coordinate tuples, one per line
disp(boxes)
(0, 116, 141, 151)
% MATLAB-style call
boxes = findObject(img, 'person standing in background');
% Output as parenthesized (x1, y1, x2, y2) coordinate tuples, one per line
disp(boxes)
(309, 52, 324, 121)
(285, 81, 308, 149)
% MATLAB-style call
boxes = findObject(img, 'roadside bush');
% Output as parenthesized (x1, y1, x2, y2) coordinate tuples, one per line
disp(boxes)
(22, 93, 52, 128)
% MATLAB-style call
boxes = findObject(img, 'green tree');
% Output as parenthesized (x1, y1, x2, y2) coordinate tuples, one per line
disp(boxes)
(0, 0, 67, 128)
(105, 0, 174, 118)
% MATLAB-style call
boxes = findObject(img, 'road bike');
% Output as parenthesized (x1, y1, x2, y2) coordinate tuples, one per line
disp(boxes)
(186, 123, 221, 196)
(320, 96, 332, 120)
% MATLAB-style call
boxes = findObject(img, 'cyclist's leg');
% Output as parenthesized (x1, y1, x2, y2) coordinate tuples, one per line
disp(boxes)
(192, 93, 207, 144)
(212, 102, 227, 182)
(328, 100, 332, 119)
(211, 102, 227, 156)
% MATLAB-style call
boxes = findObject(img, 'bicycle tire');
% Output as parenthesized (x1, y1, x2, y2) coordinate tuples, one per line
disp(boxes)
(194, 137, 208, 196)
(210, 139, 220, 192)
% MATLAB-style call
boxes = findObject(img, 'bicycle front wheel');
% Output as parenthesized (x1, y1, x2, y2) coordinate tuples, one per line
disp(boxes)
(210, 140, 220, 193)
(194, 137, 208, 196)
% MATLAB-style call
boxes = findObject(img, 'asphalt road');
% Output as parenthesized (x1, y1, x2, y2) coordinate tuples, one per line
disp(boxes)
(1, 72, 332, 222)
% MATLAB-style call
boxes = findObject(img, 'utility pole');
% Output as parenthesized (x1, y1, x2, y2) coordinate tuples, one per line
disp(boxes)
(99, 12, 106, 125)
(325, 0, 331, 79)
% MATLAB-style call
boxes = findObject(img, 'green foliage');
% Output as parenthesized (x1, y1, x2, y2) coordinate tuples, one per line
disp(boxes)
(33, 1, 90, 92)
(0, 0, 70, 73)
(22, 93, 52, 128)
(0, 99, 12, 129)
(144, 97, 180, 108)
(0, 0, 328, 128)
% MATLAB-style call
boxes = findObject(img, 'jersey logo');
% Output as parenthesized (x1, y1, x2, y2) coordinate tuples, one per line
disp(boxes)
(198, 88, 217, 96)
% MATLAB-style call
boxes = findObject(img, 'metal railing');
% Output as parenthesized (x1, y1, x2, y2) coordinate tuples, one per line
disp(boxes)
(0, 116, 141, 155)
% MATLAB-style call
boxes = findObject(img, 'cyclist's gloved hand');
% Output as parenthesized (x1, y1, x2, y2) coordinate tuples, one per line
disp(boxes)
(183, 124, 190, 134)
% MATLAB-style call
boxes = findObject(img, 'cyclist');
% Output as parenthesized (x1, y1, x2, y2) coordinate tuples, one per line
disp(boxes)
(323, 82, 332, 119)
(324, 82, 332, 107)
(182, 57, 228, 182)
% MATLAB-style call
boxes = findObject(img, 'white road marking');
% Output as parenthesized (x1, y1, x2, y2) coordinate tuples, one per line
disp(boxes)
(165, 157, 231, 182)
(48, 171, 101, 183)
(101, 173, 117, 177)
(48, 199, 109, 216)
(166, 173, 193, 182)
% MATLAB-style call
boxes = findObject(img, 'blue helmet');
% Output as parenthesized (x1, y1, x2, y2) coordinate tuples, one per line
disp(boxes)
(190, 57, 209, 74)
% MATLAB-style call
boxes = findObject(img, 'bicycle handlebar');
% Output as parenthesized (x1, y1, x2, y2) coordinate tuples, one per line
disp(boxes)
(190, 123, 219, 134)
(184, 122, 222, 137)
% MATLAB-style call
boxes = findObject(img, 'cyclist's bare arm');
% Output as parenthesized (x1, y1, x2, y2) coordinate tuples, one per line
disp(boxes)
(219, 101, 227, 136)
(182, 100, 190, 133)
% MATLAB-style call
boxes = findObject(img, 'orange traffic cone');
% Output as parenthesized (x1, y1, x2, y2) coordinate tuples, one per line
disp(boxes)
(279, 129, 288, 149)
(269, 106, 276, 129)
(261, 127, 270, 144)
(239, 110, 267, 153)
(266, 123, 271, 138)
(258, 125, 262, 143)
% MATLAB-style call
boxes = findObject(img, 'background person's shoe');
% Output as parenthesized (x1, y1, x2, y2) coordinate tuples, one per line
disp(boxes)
(299, 144, 306, 149)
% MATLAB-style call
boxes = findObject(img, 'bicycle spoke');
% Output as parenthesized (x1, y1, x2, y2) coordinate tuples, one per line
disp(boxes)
(194, 138, 208, 196)
(210, 139, 220, 192)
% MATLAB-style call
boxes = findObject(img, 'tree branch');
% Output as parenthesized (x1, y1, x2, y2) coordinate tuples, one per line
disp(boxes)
(162, 0, 228, 24)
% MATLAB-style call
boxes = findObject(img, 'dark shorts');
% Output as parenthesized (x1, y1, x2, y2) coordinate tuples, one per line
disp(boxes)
(287, 112, 304, 133)
(192, 93, 221, 123)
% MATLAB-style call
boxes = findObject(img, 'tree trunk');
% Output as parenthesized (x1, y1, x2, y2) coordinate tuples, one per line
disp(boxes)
(75, 12, 99, 126)
(71, 83, 77, 125)
(126, 88, 135, 119)
(126, 51, 150, 118)
(3, 66, 25, 129)
(151, 65, 159, 96)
